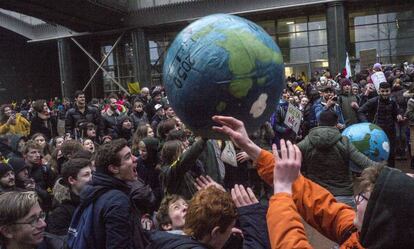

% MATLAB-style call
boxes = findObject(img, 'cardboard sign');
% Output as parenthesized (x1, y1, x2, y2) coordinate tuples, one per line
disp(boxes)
(284, 103, 302, 134)
(371, 72, 386, 91)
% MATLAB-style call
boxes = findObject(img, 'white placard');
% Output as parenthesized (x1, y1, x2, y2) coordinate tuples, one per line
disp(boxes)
(371, 72, 386, 91)
(284, 103, 302, 134)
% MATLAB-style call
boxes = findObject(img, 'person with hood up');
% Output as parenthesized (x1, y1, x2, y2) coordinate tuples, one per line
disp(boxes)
(112, 115, 134, 144)
(297, 110, 379, 207)
(211, 115, 414, 249)
(6, 134, 27, 159)
(0, 104, 30, 136)
(8, 157, 33, 191)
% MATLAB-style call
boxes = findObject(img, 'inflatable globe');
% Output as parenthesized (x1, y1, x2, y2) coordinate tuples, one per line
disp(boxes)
(163, 14, 285, 138)
(342, 123, 390, 162)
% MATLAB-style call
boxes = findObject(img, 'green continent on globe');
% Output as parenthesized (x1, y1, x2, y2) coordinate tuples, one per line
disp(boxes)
(368, 123, 379, 132)
(352, 133, 371, 153)
(216, 29, 283, 98)
(191, 24, 214, 41)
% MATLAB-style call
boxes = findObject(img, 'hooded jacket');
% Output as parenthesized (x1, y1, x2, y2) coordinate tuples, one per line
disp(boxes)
(298, 126, 377, 196)
(404, 91, 414, 125)
(30, 115, 58, 141)
(47, 178, 80, 235)
(256, 149, 414, 249)
(359, 167, 414, 248)
(74, 172, 134, 249)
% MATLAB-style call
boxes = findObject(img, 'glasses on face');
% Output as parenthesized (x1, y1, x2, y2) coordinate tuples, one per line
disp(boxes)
(354, 193, 369, 205)
(13, 211, 46, 227)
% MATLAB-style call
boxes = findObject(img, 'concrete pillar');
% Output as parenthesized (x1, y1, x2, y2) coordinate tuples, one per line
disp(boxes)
(131, 29, 151, 88)
(57, 38, 75, 98)
(326, 1, 349, 75)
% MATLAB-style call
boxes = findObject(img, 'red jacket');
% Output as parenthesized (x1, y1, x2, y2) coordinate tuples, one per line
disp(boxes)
(256, 150, 364, 249)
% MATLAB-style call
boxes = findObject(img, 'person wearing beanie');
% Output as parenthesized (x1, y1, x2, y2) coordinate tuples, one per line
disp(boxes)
(296, 109, 380, 206)
(373, 63, 382, 71)
(358, 82, 404, 167)
(0, 162, 16, 193)
(338, 78, 360, 126)
(8, 157, 32, 191)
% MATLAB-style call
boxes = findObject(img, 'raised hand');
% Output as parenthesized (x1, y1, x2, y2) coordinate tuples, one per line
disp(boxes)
(194, 175, 225, 192)
(231, 184, 258, 208)
(272, 139, 302, 195)
(212, 116, 261, 161)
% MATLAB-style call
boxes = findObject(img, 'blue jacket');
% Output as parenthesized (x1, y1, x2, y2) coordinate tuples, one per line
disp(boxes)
(78, 172, 133, 249)
(146, 203, 270, 249)
(313, 98, 345, 126)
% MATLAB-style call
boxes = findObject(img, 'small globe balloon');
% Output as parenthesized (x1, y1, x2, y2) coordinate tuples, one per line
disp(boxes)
(163, 14, 285, 138)
(342, 122, 390, 162)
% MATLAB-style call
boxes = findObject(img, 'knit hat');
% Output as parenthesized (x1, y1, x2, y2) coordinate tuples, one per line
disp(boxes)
(352, 83, 360, 89)
(0, 162, 14, 178)
(8, 157, 28, 174)
(379, 82, 391, 89)
(340, 78, 352, 87)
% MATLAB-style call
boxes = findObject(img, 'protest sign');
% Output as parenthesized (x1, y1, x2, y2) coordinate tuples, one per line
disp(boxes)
(284, 103, 302, 134)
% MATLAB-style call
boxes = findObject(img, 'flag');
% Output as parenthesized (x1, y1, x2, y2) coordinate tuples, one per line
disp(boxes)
(127, 81, 141, 94)
(343, 52, 352, 79)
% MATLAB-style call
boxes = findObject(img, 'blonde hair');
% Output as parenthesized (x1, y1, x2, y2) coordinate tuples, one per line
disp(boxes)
(0, 191, 38, 226)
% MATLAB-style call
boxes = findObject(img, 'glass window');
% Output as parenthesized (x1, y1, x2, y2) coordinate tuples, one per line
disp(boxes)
(258, 20, 276, 35)
(289, 48, 309, 64)
(277, 19, 295, 33)
(350, 24, 379, 42)
(378, 12, 396, 23)
(308, 15, 326, 30)
(309, 30, 327, 46)
(277, 32, 308, 48)
(379, 23, 397, 40)
(349, 11, 377, 26)
(355, 41, 379, 58)
(310, 46, 328, 61)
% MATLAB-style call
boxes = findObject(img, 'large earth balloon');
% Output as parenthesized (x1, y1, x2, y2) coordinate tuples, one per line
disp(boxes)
(163, 14, 285, 138)
(342, 123, 390, 162)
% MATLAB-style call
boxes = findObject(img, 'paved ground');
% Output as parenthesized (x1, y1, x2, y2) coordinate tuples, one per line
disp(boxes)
(305, 158, 413, 248)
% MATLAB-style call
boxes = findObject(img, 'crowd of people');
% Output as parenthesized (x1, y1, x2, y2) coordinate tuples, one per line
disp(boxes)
(0, 62, 412, 249)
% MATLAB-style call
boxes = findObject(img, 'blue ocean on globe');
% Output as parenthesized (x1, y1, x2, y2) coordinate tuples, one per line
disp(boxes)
(163, 14, 285, 138)
(342, 123, 390, 162)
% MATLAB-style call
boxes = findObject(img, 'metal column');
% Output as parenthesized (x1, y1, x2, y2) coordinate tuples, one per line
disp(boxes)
(57, 38, 75, 98)
(132, 28, 151, 87)
(326, 1, 349, 75)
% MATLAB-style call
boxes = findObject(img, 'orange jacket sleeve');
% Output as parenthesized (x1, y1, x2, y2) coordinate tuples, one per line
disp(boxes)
(267, 193, 314, 249)
(256, 150, 357, 245)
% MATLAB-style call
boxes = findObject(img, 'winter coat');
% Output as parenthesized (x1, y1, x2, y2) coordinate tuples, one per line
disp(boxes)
(47, 178, 80, 236)
(338, 93, 359, 126)
(271, 100, 296, 143)
(257, 149, 414, 249)
(405, 97, 414, 126)
(130, 111, 149, 127)
(65, 105, 103, 138)
(297, 126, 378, 196)
(30, 116, 58, 141)
(102, 110, 127, 137)
(29, 163, 55, 211)
(313, 98, 345, 126)
(358, 96, 401, 134)
(160, 139, 206, 200)
(0, 113, 30, 136)
(137, 138, 162, 207)
(75, 172, 138, 249)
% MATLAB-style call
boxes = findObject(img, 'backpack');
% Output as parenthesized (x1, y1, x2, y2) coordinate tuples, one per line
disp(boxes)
(66, 187, 111, 249)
